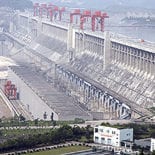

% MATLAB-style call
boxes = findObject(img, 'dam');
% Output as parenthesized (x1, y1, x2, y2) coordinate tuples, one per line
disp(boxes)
(0, 4, 154, 121)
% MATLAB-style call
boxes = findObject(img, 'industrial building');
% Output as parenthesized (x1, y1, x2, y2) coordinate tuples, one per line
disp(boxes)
(151, 138, 155, 152)
(94, 125, 133, 147)
(0, 2, 154, 121)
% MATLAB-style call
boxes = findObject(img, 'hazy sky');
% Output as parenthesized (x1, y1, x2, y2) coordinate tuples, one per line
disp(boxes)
(33, 0, 155, 9)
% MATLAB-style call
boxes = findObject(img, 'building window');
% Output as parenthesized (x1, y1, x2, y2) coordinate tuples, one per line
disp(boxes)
(100, 129, 103, 133)
(95, 136, 99, 143)
(112, 131, 116, 134)
(95, 128, 98, 133)
(107, 138, 111, 145)
(107, 130, 110, 133)
(101, 138, 105, 144)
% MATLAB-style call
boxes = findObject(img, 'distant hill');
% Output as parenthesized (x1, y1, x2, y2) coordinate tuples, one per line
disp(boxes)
(0, 0, 33, 10)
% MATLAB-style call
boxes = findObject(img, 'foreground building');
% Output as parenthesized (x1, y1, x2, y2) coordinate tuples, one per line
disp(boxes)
(151, 138, 155, 152)
(94, 125, 133, 147)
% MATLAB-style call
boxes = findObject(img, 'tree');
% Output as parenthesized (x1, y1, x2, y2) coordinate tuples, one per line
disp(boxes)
(34, 119, 38, 126)
(152, 150, 155, 155)
(139, 148, 144, 155)
(73, 126, 83, 139)
(52, 120, 56, 127)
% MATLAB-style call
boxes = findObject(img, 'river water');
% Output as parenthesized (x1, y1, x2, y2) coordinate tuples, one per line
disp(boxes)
(106, 26, 155, 42)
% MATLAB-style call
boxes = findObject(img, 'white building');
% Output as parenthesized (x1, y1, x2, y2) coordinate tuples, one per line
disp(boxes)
(94, 125, 133, 147)
(151, 138, 155, 152)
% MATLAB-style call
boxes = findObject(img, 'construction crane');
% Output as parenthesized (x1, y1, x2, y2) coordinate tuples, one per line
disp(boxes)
(70, 9, 81, 24)
(80, 10, 91, 30)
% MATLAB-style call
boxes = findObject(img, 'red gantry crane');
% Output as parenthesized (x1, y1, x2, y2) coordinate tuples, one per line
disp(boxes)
(80, 10, 91, 30)
(92, 11, 109, 32)
(48, 5, 59, 22)
(4, 81, 17, 100)
(33, 3, 40, 16)
(59, 7, 65, 21)
(39, 4, 47, 18)
(70, 9, 81, 24)
(47, 3, 53, 18)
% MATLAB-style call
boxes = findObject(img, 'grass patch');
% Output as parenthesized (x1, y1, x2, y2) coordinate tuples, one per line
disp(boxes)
(25, 146, 90, 155)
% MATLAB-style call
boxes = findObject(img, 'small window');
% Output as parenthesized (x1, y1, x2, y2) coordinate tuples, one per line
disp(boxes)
(100, 129, 103, 133)
(95, 136, 99, 143)
(101, 138, 105, 144)
(95, 128, 98, 133)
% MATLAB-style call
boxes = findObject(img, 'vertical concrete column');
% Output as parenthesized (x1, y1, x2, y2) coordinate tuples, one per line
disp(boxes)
(115, 47, 118, 62)
(129, 48, 132, 68)
(104, 95, 108, 110)
(152, 55, 154, 76)
(27, 16, 30, 34)
(148, 53, 151, 75)
(146, 52, 149, 74)
(116, 103, 120, 118)
(9, 22, 14, 33)
(103, 31, 111, 70)
(13, 13, 20, 32)
(150, 54, 154, 75)
(121, 46, 123, 64)
(125, 47, 128, 67)
(37, 18, 42, 36)
(135, 50, 139, 71)
(146, 52, 148, 74)
(132, 50, 135, 69)
(138, 50, 141, 71)
(141, 51, 145, 72)
(119, 105, 123, 118)
(139, 51, 142, 72)
(67, 25, 76, 61)
(143, 52, 146, 73)
(127, 47, 130, 67)
(114, 49, 116, 62)
(101, 94, 104, 109)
